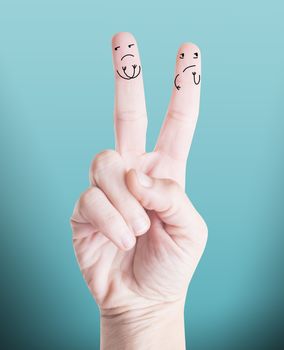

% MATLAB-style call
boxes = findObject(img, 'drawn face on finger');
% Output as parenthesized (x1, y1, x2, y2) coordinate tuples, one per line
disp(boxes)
(174, 45, 201, 91)
(112, 34, 141, 81)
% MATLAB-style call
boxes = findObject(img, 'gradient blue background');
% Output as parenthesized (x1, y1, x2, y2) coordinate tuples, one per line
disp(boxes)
(0, 0, 283, 349)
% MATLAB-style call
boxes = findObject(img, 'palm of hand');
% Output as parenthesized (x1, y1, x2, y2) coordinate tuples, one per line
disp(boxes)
(71, 32, 206, 312)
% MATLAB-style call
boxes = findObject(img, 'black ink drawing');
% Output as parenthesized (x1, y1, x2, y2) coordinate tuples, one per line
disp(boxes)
(192, 72, 200, 85)
(115, 43, 141, 80)
(174, 52, 201, 90)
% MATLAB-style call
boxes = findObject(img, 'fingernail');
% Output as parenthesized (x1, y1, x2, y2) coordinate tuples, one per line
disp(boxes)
(121, 233, 136, 250)
(136, 171, 153, 188)
(132, 217, 149, 235)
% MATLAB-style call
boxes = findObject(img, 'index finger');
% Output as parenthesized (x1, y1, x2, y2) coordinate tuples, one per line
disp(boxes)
(112, 32, 148, 157)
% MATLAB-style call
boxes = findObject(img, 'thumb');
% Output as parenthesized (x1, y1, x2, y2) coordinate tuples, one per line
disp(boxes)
(125, 169, 208, 243)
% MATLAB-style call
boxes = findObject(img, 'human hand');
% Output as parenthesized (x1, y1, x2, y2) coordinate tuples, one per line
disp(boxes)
(70, 32, 207, 349)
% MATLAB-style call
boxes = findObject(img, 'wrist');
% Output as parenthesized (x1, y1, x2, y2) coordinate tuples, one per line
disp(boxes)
(100, 300, 186, 350)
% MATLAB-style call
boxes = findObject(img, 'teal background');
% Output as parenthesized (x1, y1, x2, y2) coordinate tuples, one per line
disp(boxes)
(0, 0, 283, 349)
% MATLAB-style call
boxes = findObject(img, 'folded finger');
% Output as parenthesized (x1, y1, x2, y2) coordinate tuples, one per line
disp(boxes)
(72, 186, 136, 251)
(90, 150, 151, 236)
(126, 169, 208, 247)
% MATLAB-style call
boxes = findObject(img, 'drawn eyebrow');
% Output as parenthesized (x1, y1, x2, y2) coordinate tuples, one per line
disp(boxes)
(114, 46, 120, 50)
(128, 43, 135, 48)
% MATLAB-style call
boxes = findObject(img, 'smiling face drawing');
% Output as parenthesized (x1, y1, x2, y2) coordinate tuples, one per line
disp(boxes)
(174, 49, 201, 90)
(113, 40, 141, 80)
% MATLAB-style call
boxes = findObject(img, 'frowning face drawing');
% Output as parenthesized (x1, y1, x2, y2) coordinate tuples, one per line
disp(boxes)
(174, 50, 201, 90)
(113, 42, 141, 80)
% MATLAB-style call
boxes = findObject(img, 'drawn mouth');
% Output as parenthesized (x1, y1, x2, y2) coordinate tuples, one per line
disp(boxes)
(121, 54, 135, 61)
(182, 64, 196, 73)
(174, 65, 200, 90)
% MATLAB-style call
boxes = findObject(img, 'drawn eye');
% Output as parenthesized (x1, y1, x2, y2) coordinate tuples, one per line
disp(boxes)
(180, 53, 185, 59)
(193, 52, 198, 59)
(114, 46, 120, 51)
(128, 43, 135, 48)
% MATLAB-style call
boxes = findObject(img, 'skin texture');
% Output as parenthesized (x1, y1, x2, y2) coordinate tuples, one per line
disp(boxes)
(70, 32, 207, 349)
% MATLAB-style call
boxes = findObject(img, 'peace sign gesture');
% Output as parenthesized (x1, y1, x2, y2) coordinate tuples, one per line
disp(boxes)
(112, 32, 201, 187)
(71, 32, 207, 349)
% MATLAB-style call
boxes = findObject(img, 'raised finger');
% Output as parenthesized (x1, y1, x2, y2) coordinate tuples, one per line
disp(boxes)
(112, 32, 147, 156)
(154, 43, 201, 162)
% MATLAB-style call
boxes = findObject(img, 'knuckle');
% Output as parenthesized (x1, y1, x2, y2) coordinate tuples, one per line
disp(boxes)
(70, 199, 80, 222)
(166, 179, 181, 195)
(116, 110, 147, 121)
(70, 219, 84, 238)
(167, 110, 190, 122)
(70, 217, 77, 232)
(198, 218, 208, 246)
(79, 187, 100, 211)
(140, 197, 152, 210)
(90, 149, 121, 183)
